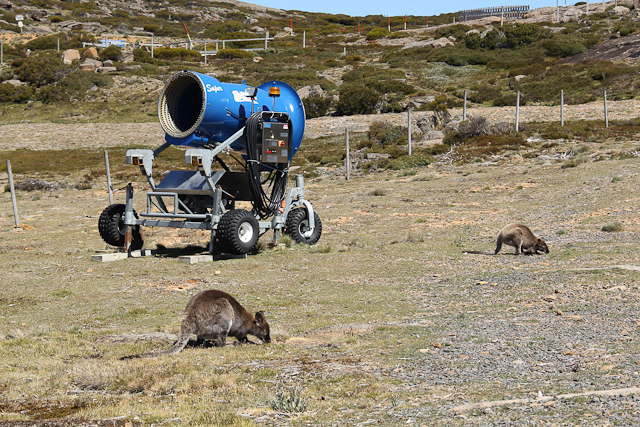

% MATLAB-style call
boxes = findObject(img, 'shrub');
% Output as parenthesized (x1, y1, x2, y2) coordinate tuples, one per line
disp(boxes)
(336, 83, 380, 115)
(39, 70, 113, 103)
(303, 95, 332, 119)
(133, 48, 158, 65)
(539, 35, 586, 58)
(369, 122, 406, 145)
(345, 54, 362, 62)
(0, 83, 35, 103)
(427, 95, 450, 124)
(602, 222, 623, 232)
(459, 116, 489, 138)
(366, 27, 389, 41)
(215, 49, 252, 59)
(100, 45, 122, 61)
(14, 52, 68, 87)
(152, 47, 202, 60)
(143, 25, 159, 33)
(469, 84, 501, 104)
(50, 16, 64, 23)
(25, 35, 60, 51)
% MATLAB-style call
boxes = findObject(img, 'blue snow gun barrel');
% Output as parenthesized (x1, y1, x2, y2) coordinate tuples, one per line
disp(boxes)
(157, 70, 305, 160)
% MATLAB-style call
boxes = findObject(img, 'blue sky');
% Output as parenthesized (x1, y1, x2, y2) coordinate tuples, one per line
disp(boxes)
(251, 1, 580, 17)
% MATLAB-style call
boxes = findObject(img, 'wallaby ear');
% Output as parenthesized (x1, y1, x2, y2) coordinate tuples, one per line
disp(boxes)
(255, 311, 265, 325)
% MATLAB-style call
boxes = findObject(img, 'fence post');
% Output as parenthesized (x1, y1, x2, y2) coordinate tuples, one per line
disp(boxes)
(346, 128, 350, 180)
(151, 35, 154, 58)
(104, 150, 113, 205)
(602, 0, 605, 12)
(557, 0, 560, 23)
(587, 0, 589, 14)
(408, 109, 412, 156)
(501, 7, 504, 26)
(463, 89, 467, 121)
(303, 30, 306, 48)
(6, 160, 19, 228)
(57, 37, 60, 53)
(604, 90, 609, 128)
(1, 39, 3, 65)
(561, 89, 564, 127)
(204, 39, 207, 65)
(265, 31, 269, 50)
(515, 91, 520, 132)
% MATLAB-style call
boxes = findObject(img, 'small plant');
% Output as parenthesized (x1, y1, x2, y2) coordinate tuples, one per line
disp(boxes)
(269, 382, 308, 413)
(561, 155, 587, 169)
(556, 230, 567, 236)
(280, 234, 293, 248)
(369, 189, 386, 196)
(398, 170, 417, 177)
(602, 222, 623, 232)
(612, 176, 623, 183)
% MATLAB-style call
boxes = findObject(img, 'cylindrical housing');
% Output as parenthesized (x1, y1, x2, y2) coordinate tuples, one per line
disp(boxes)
(158, 71, 305, 159)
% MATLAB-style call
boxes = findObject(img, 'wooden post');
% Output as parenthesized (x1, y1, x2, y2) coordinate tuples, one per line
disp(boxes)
(104, 150, 113, 205)
(345, 128, 350, 180)
(408, 109, 412, 156)
(515, 91, 520, 132)
(604, 90, 609, 128)
(463, 89, 467, 120)
(561, 89, 564, 127)
(6, 160, 19, 228)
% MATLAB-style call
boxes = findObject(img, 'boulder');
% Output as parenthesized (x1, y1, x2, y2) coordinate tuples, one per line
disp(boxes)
(250, 25, 265, 32)
(61, 49, 80, 65)
(466, 29, 481, 35)
(422, 130, 444, 140)
(401, 38, 434, 50)
(103, 59, 114, 67)
(96, 66, 117, 73)
(481, 27, 494, 39)
(614, 6, 630, 14)
(514, 75, 527, 82)
(244, 18, 258, 25)
(297, 84, 324, 99)
(29, 25, 53, 34)
(81, 47, 99, 61)
(252, 56, 263, 63)
(366, 153, 392, 160)
(417, 116, 436, 133)
(5, 79, 26, 87)
(30, 10, 47, 21)
(432, 37, 454, 48)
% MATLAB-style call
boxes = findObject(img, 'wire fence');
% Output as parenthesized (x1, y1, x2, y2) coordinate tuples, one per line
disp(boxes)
(459, 5, 530, 22)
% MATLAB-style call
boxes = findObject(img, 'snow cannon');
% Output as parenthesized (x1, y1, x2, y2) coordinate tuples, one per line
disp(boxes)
(98, 71, 321, 258)
(158, 70, 306, 162)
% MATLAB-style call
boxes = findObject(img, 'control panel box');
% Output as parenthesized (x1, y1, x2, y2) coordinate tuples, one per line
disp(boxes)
(261, 122, 291, 165)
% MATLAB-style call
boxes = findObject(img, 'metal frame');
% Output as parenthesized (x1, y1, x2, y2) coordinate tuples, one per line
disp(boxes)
(121, 125, 315, 254)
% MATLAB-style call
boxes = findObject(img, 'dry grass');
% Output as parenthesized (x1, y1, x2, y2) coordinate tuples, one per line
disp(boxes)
(1, 136, 640, 425)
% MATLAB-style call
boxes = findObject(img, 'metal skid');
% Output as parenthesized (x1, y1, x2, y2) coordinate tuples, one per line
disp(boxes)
(121, 127, 314, 255)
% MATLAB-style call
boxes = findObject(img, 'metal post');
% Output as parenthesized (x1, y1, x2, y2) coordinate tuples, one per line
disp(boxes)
(223, 40, 225, 49)
(557, 0, 560, 23)
(204, 39, 207, 65)
(463, 89, 467, 120)
(303, 30, 306, 48)
(408, 109, 412, 156)
(343, 47, 346, 56)
(515, 91, 520, 132)
(1, 40, 3, 65)
(346, 128, 350, 180)
(104, 150, 113, 205)
(602, 0, 605, 12)
(604, 90, 609, 128)
(151, 35, 154, 58)
(265, 31, 269, 50)
(7, 160, 19, 228)
(561, 89, 564, 127)
(57, 37, 60, 52)
(501, 7, 504, 26)
(587, 0, 589, 14)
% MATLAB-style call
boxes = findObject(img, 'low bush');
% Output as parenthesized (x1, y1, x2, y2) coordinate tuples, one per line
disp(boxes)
(336, 83, 380, 115)
(366, 28, 389, 41)
(153, 47, 202, 60)
(100, 45, 122, 61)
(13, 52, 68, 87)
(303, 95, 332, 119)
(215, 49, 252, 59)
(602, 222, 623, 232)
(0, 83, 35, 103)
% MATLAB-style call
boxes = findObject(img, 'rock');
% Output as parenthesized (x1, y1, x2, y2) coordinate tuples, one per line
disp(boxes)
(96, 66, 117, 73)
(401, 38, 434, 50)
(30, 10, 47, 21)
(297, 84, 324, 99)
(614, 6, 630, 14)
(103, 59, 114, 67)
(274, 31, 289, 38)
(250, 26, 265, 32)
(244, 17, 258, 25)
(81, 47, 99, 61)
(252, 56, 263, 63)
(283, 26, 292, 33)
(423, 130, 444, 140)
(514, 75, 527, 82)
(29, 25, 53, 34)
(466, 29, 481, 35)
(61, 49, 80, 65)
(481, 27, 494, 38)
(5, 79, 26, 87)
(447, 36, 456, 43)
(432, 37, 454, 48)
(366, 153, 391, 160)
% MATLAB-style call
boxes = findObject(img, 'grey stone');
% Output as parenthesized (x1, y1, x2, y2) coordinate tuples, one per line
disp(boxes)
(297, 84, 324, 99)
(61, 49, 80, 65)
(96, 66, 117, 73)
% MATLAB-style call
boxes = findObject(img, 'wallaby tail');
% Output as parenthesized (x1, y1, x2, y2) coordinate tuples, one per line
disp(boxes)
(120, 328, 191, 360)
(462, 250, 495, 255)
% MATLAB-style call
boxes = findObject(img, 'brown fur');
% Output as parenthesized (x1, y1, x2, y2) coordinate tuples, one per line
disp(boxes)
(121, 290, 270, 359)
(463, 224, 549, 256)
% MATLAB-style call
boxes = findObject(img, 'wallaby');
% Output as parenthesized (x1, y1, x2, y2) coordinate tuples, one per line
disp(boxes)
(121, 290, 270, 359)
(463, 224, 549, 256)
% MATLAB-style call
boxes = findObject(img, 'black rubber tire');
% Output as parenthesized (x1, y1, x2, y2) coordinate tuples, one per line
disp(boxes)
(216, 209, 259, 255)
(285, 208, 322, 245)
(98, 204, 143, 250)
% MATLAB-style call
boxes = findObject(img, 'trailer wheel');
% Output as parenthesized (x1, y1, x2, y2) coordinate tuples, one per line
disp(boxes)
(217, 209, 259, 255)
(285, 208, 322, 245)
(98, 204, 143, 250)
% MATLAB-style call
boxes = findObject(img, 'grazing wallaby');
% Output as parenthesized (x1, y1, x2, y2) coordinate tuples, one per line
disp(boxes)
(121, 290, 270, 359)
(463, 224, 549, 256)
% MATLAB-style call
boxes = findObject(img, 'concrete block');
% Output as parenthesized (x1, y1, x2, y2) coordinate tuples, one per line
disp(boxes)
(178, 254, 214, 264)
(91, 252, 128, 262)
(213, 253, 247, 261)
